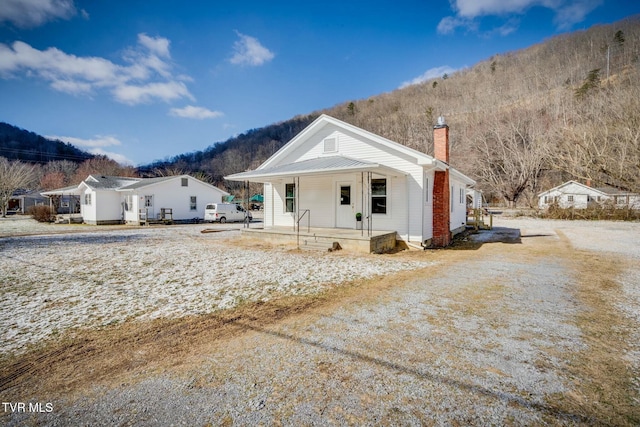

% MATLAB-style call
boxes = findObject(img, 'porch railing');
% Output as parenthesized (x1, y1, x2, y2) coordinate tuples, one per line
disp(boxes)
(296, 209, 310, 249)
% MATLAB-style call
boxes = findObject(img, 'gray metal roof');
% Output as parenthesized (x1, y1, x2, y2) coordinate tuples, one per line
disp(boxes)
(118, 176, 176, 190)
(226, 155, 399, 182)
(83, 175, 142, 190)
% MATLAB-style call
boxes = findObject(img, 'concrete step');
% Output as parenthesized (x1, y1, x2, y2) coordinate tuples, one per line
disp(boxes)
(299, 239, 342, 252)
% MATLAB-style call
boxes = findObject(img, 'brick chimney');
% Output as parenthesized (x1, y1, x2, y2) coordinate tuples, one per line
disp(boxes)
(432, 117, 451, 247)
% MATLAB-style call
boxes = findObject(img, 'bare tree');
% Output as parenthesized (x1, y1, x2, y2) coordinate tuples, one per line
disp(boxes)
(0, 157, 37, 217)
(471, 111, 548, 208)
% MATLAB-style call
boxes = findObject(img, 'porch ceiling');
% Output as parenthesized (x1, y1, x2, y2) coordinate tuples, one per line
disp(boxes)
(225, 155, 405, 183)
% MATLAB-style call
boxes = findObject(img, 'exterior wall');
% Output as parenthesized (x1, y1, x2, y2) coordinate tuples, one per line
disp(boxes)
(130, 177, 225, 221)
(422, 170, 434, 243)
(96, 190, 123, 223)
(82, 189, 123, 225)
(450, 176, 468, 233)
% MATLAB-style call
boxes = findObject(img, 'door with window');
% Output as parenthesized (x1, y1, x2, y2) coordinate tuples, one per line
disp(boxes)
(143, 195, 154, 220)
(336, 182, 354, 228)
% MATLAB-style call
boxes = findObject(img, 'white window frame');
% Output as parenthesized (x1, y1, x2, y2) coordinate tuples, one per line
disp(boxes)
(190, 196, 197, 211)
(84, 193, 91, 205)
(124, 195, 133, 212)
(371, 177, 387, 215)
(285, 183, 296, 213)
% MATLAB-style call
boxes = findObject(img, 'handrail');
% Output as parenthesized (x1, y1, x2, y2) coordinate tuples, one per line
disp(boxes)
(297, 209, 310, 232)
(296, 209, 310, 249)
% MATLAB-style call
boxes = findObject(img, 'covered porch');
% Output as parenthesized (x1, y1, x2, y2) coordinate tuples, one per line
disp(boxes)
(241, 225, 399, 253)
(226, 156, 410, 253)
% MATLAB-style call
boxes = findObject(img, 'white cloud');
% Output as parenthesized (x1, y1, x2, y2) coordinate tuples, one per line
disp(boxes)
(169, 105, 224, 119)
(46, 134, 133, 165)
(113, 81, 194, 105)
(230, 31, 275, 66)
(400, 66, 458, 88)
(46, 134, 122, 148)
(0, 34, 194, 105)
(438, 0, 602, 35)
(137, 33, 171, 59)
(0, 0, 76, 28)
(87, 148, 134, 166)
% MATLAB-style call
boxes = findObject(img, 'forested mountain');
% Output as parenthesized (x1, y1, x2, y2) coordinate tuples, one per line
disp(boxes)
(148, 15, 640, 207)
(0, 122, 94, 164)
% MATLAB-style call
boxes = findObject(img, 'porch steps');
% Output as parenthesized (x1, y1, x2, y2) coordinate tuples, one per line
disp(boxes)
(299, 239, 341, 252)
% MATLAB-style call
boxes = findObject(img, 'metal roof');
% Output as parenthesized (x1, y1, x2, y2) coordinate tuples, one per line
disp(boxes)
(82, 175, 142, 190)
(226, 155, 402, 182)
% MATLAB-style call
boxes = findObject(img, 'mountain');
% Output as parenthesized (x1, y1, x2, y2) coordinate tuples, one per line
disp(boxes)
(147, 15, 640, 206)
(0, 122, 94, 164)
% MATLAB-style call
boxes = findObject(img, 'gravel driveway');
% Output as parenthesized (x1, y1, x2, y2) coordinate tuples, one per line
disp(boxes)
(2, 217, 639, 426)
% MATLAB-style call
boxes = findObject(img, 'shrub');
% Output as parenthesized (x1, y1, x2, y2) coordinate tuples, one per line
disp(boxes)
(28, 205, 55, 222)
(542, 205, 640, 221)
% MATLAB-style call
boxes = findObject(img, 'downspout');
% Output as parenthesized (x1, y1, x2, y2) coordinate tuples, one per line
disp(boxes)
(406, 175, 410, 243)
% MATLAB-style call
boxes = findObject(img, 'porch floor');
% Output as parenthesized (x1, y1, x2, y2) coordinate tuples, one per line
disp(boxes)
(241, 226, 398, 253)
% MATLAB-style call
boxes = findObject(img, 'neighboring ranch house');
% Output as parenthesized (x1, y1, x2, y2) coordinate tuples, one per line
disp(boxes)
(44, 175, 228, 225)
(226, 114, 475, 248)
(538, 180, 640, 210)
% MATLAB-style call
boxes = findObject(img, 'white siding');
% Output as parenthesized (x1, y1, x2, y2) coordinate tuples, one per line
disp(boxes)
(132, 177, 225, 220)
(450, 177, 468, 232)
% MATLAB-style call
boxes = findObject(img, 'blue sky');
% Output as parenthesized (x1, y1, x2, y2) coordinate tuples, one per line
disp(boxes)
(1, 0, 638, 166)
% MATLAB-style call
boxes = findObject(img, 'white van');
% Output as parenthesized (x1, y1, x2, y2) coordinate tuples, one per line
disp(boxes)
(204, 203, 252, 223)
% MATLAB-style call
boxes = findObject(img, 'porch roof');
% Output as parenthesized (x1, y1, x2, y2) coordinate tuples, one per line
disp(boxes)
(41, 185, 81, 196)
(225, 155, 405, 182)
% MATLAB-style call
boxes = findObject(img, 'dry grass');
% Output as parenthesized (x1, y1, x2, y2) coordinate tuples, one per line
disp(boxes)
(545, 231, 640, 425)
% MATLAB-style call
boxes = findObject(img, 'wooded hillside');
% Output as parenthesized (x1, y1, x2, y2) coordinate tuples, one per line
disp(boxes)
(0, 122, 94, 164)
(149, 15, 640, 206)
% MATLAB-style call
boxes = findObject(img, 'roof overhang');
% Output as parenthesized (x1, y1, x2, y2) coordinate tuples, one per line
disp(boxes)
(225, 156, 407, 183)
(41, 185, 81, 196)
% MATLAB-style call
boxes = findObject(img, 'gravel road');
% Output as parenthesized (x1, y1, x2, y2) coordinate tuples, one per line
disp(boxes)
(2, 217, 639, 426)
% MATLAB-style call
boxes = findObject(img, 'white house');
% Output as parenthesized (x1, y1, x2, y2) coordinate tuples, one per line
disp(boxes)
(225, 114, 475, 248)
(538, 180, 640, 210)
(44, 175, 228, 225)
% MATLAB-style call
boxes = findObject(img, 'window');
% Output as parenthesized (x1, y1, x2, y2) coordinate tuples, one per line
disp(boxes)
(460, 187, 464, 204)
(616, 195, 626, 205)
(124, 195, 133, 212)
(285, 183, 295, 213)
(190, 196, 197, 211)
(371, 178, 387, 214)
(340, 186, 350, 205)
(144, 195, 153, 207)
(84, 193, 91, 205)
(323, 137, 337, 153)
(567, 195, 574, 202)
(181, 178, 188, 187)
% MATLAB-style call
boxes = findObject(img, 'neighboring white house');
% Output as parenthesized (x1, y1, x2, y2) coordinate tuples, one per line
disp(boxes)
(44, 175, 228, 225)
(225, 114, 475, 248)
(538, 180, 640, 210)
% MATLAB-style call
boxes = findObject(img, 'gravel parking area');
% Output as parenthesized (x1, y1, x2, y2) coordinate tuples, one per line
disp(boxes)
(1, 217, 639, 425)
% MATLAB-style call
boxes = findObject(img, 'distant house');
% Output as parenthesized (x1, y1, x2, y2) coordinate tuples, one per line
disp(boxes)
(43, 175, 228, 224)
(538, 180, 640, 210)
(7, 190, 48, 214)
(225, 114, 475, 248)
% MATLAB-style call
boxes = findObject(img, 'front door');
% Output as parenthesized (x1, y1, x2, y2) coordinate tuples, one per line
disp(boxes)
(143, 195, 154, 220)
(336, 182, 354, 228)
